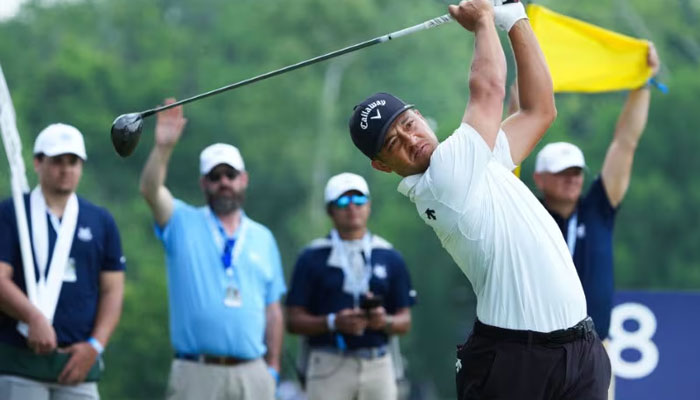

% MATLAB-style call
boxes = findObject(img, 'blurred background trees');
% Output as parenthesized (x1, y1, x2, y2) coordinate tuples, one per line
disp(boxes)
(1, 0, 698, 398)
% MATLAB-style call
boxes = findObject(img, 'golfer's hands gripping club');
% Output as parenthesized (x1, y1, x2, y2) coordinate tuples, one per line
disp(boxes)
(492, 0, 528, 32)
(155, 98, 187, 150)
(449, 0, 495, 32)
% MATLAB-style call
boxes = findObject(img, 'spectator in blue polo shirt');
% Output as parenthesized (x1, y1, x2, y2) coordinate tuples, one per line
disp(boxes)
(139, 99, 286, 400)
(286, 172, 416, 400)
(0, 123, 126, 399)
(528, 42, 661, 400)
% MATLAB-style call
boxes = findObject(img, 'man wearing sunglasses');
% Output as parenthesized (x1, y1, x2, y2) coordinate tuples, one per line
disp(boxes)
(139, 99, 286, 400)
(286, 173, 416, 400)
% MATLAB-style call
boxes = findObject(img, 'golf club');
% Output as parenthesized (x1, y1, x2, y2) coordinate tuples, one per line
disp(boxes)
(111, 0, 518, 157)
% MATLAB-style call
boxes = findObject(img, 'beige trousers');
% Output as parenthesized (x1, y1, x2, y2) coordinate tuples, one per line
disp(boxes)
(0, 375, 99, 400)
(166, 358, 274, 400)
(306, 350, 397, 400)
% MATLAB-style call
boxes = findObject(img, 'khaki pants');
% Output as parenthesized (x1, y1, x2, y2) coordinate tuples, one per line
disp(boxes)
(306, 350, 397, 400)
(0, 375, 99, 400)
(166, 358, 274, 400)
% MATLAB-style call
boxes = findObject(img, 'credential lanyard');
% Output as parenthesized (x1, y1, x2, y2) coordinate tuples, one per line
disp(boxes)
(207, 210, 248, 282)
(330, 229, 373, 307)
(566, 212, 578, 256)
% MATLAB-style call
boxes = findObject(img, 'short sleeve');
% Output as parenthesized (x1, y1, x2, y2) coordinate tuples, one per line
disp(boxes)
(427, 123, 494, 207)
(153, 199, 188, 250)
(492, 129, 517, 171)
(265, 232, 287, 305)
(101, 209, 126, 271)
(284, 250, 314, 308)
(386, 251, 416, 311)
(587, 176, 617, 223)
(0, 199, 20, 267)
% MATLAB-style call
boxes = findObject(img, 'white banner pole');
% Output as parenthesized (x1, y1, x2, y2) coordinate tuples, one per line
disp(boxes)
(0, 64, 38, 336)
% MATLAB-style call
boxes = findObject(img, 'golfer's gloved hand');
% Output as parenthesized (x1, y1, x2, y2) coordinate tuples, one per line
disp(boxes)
(493, 1, 528, 32)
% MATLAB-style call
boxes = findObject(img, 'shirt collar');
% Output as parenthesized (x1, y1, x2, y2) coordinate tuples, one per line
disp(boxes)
(397, 174, 422, 197)
(206, 208, 248, 239)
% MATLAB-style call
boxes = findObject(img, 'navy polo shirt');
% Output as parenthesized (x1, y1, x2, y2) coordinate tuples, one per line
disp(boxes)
(0, 195, 126, 348)
(545, 177, 616, 339)
(286, 234, 415, 350)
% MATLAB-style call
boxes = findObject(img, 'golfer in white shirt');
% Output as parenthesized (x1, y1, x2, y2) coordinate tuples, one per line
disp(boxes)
(347, 1, 610, 398)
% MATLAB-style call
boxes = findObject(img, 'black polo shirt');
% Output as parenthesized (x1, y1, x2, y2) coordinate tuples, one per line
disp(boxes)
(545, 177, 616, 339)
(286, 233, 415, 350)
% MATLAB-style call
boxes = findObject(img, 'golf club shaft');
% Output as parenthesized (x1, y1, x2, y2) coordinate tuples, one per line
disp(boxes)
(141, 14, 453, 117)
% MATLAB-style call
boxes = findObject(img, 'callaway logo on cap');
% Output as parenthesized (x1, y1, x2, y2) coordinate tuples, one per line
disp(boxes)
(348, 92, 414, 159)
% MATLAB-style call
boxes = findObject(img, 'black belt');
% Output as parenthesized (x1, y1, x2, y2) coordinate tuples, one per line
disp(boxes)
(314, 345, 388, 360)
(174, 353, 253, 366)
(474, 317, 596, 345)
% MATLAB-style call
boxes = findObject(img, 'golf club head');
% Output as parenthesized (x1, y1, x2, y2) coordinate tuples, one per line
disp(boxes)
(111, 113, 143, 157)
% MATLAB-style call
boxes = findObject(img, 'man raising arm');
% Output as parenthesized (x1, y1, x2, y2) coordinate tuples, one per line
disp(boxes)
(347, 1, 610, 398)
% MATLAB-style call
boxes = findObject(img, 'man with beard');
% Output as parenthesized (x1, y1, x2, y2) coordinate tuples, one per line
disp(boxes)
(0, 124, 125, 399)
(139, 99, 286, 400)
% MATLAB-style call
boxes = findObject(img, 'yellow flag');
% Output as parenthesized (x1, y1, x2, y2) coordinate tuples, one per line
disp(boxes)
(527, 4, 652, 93)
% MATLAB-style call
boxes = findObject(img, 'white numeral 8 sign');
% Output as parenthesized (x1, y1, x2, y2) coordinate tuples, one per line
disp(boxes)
(608, 302, 659, 379)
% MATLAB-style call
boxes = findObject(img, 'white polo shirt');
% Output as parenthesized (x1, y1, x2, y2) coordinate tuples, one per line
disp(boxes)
(398, 123, 586, 332)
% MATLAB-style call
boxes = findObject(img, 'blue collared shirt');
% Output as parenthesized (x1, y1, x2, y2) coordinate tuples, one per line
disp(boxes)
(155, 199, 286, 358)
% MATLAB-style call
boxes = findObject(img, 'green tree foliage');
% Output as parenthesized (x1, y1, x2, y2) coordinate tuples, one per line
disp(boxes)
(1, 0, 698, 398)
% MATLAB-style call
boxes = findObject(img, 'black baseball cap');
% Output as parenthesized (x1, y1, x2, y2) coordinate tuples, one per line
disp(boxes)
(348, 92, 414, 159)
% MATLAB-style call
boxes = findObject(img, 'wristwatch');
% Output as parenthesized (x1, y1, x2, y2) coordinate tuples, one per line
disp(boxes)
(327, 313, 337, 332)
(384, 315, 394, 334)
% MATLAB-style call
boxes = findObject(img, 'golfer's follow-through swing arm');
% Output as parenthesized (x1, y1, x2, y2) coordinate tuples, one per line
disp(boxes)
(110, 0, 519, 157)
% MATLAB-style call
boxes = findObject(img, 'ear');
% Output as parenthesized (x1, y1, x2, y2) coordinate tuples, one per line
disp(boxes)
(532, 172, 544, 191)
(33, 157, 41, 173)
(371, 159, 392, 173)
(238, 171, 249, 188)
(199, 176, 207, 192)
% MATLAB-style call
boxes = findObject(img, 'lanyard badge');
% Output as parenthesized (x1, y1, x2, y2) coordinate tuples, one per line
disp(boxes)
(221, 237, 242, 307)
(208, 210, 247, 308)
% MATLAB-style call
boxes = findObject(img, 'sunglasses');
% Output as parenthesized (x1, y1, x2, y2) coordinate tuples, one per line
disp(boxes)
(333, 194, 368, 208)
(206, 169, 239, 182)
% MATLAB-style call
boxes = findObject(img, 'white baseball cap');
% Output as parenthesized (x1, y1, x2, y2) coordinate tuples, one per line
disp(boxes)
(33, 123, 87, 160)
(535, 142, 586, 174)
(324, 173, 370, 203)
(199, 143, 245, 175)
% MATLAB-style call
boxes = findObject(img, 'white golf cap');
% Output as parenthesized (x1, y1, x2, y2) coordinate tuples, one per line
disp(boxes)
(33, 123, 87, 160)
(324, 172, 370, 203)
(199, 143, 245, 175)
(535, 142, 586, 174)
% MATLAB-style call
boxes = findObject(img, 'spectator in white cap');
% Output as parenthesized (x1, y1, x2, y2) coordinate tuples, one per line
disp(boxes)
(139, 98, 285, 400)
(0, 123, 126, 399)
(285, 172, 415, 400)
